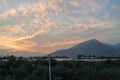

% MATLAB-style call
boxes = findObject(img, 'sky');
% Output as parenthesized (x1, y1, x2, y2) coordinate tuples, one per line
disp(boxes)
(0, 0, 120, 56)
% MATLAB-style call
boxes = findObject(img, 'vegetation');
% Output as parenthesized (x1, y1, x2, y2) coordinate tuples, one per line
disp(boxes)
(0, 55, 120, 80)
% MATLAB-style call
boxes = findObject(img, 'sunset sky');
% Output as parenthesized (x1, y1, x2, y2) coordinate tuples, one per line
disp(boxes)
(0, 0, 120, 56)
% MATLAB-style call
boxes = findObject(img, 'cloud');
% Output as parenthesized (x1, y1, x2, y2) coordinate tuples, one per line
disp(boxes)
(0, 8, 18, 20)
(0, 0, 9, 8)
(17, 2, 48, 17)
(39, 37, 85, 47)
(0, 0, 119, 55)
(15, 29, 48, 41)
(69, 0, 79, 7)
(0, 38, 37, 52)
(31, 37, 86, 53)
(104, 13, 110, 18)
(0, 27, 9, 31)
(0, 26, 48, 52)
(12, 40, 38, 52)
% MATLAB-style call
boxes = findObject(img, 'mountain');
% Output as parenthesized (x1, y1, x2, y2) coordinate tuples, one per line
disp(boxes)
(50, 39, 120, 57)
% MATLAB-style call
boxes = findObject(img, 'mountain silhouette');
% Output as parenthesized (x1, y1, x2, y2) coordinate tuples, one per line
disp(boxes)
(50, 39, 120, 57)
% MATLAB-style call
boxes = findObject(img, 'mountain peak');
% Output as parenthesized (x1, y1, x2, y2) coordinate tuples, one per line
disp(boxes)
(84, 39, 103, 44)
(50, 39, 120, 57)
(78, 39, 101, 45)
(87, 39, 99, 42)
(72, 39, 102, 49)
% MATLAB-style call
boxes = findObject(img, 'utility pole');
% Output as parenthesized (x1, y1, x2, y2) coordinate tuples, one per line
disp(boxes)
(48, 54, 52, 80)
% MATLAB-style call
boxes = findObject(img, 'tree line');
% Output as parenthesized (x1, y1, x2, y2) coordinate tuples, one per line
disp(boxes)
(0, 55, 120, 80)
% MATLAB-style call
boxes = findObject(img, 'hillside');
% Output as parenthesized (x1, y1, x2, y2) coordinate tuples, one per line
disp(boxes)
(50, 39, 120, 57)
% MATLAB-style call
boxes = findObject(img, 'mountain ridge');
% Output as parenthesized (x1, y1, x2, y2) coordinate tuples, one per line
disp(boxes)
(50, 39, 120, 57)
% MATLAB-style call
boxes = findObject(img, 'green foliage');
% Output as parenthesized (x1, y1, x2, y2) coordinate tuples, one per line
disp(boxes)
(0, 57, 120, 80)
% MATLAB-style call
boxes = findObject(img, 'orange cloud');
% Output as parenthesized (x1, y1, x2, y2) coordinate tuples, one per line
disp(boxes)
(0, 0, 118, 55)
(0, 28, 48, 52)
(69, 0, 79, 7)
(15, 29, 48, 41)
(0, 38, 37, 52)
(12, 40, 38, 52)
(0, 27, 9, 31)
(40, 37, 85, 47)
